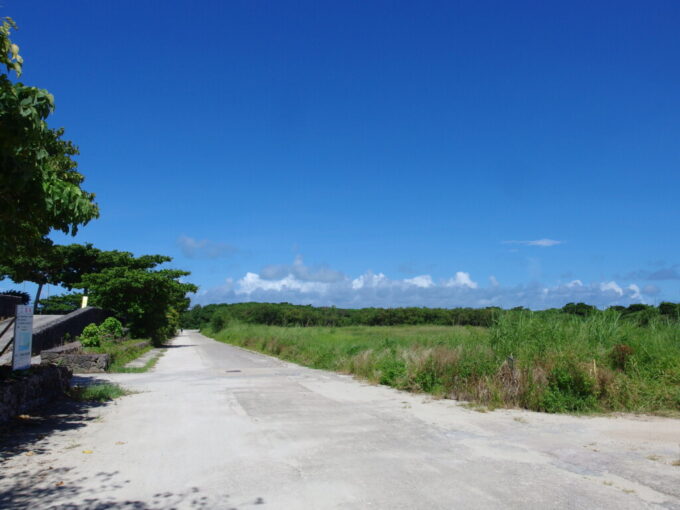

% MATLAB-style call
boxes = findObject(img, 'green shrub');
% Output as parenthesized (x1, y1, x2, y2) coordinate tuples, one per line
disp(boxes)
(540, 362, 598, 413)
(80, 323, 102, 347)
(210, 311, 230, 332)
(100, 317, 124, 339)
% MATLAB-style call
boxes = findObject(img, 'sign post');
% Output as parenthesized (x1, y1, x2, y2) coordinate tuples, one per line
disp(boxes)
(12, 305, 33, 370)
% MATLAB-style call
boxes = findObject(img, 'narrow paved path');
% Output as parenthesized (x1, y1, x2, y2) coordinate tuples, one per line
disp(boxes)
(1, 330, 679, 509)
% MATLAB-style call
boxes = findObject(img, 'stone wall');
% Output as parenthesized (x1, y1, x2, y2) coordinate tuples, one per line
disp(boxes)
(41, 341, 112, 373)
(0, 364, 72, 424)
(49, 353, 111, 373)
(32, 307, 111, 354)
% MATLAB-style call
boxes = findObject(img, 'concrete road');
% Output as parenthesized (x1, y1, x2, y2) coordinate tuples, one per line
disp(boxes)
(1, 330, 679, 509)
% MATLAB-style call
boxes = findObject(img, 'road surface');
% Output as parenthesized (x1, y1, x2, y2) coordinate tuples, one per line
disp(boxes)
(1, 330, 679, 509)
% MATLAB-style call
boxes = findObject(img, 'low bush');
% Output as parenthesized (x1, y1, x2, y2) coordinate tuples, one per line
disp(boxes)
(100, 317, 124, 339)
(79, 323, 102, 347)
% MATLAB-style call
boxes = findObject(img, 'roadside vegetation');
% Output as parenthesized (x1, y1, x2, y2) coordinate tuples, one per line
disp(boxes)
(69, 382, 129, 402)
(76, 318, 155, 372)
(84, 339, 153, 372)
(112, 349, 164, 374)
(198, 302, 680, 415)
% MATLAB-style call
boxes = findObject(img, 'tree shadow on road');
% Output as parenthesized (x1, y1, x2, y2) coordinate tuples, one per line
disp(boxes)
(1, 396, 263, 508)
(1, 378, 265, 509)
(0, 396, 109, 460)
(0, 466, 251, 509)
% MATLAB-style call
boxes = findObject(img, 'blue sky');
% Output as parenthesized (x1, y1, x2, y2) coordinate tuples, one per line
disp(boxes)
(2, 0, 679, 309)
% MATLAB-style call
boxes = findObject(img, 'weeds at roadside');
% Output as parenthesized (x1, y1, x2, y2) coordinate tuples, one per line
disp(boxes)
(69, 383, 129, 402)
(84, 338, 153, 372)
(111, 348, 165, 373)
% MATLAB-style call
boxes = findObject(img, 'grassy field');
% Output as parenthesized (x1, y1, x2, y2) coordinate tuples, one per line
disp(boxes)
(205, 313, 680, 414)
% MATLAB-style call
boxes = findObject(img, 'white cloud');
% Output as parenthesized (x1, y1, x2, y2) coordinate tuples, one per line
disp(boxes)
(600, 281, 623, 296)
(352, 271, 387, 290)
(627, 284, 642, 300)
(443, 272, 478, 289)
(194, 257, 654, 309)
(503, 238, 563, 247)
(404, 275, 434, 288)
(178, 235, 238, 259)
(237, 272, 331, 295)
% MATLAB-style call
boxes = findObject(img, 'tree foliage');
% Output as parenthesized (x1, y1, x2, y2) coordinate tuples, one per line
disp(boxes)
(0, 289, 30, 305)
(182, 302, 502, 329)
(79, 264, 197, 344)
(183, 301, 680, 331)
(562, 302, 596, 316)
(0, 17, 98, 264)
(37, 292, 83, 314)
(0, 241, 64, 310)
(55, 243, 171, 290)
(0, 242, 173, 310)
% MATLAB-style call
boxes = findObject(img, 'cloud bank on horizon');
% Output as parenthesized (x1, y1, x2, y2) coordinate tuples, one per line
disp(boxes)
(193, 256, 656, 310)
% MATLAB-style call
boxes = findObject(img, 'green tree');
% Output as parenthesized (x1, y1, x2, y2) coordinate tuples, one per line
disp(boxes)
(37, 292, 83, 314)
(56, 243, 171, 292)
(0, 289, 30, 305)
(0, 242, 176, 313)
(0, 17, 98, 264)
(79, 265, 197, 344)
(562, 302, 596, 317)
(659, 302, 680, 320)
(0, 241, 64, 312)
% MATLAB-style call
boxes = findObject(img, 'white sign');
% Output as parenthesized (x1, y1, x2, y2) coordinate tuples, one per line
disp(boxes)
(12, 305, 33, 370)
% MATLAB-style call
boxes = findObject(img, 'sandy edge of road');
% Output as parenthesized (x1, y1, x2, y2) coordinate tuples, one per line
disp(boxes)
(1, 331, 679, 509)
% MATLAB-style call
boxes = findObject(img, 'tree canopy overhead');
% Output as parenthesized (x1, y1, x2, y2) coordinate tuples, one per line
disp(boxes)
(0, 17, 99, 264)
(0, 242, 178, 312)
(55, 243, 172, 291)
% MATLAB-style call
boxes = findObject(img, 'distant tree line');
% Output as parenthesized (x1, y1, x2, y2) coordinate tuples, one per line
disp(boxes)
(181, 301, 680, 330)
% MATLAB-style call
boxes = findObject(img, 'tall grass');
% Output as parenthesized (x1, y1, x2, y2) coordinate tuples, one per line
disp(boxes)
(206, 312, 680, 414)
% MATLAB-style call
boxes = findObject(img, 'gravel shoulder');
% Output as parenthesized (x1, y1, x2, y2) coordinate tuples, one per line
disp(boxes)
(1, 329, 679, 509)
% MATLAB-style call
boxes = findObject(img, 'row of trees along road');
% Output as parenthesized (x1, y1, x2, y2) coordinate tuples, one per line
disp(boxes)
(0, 18, 196, 343)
